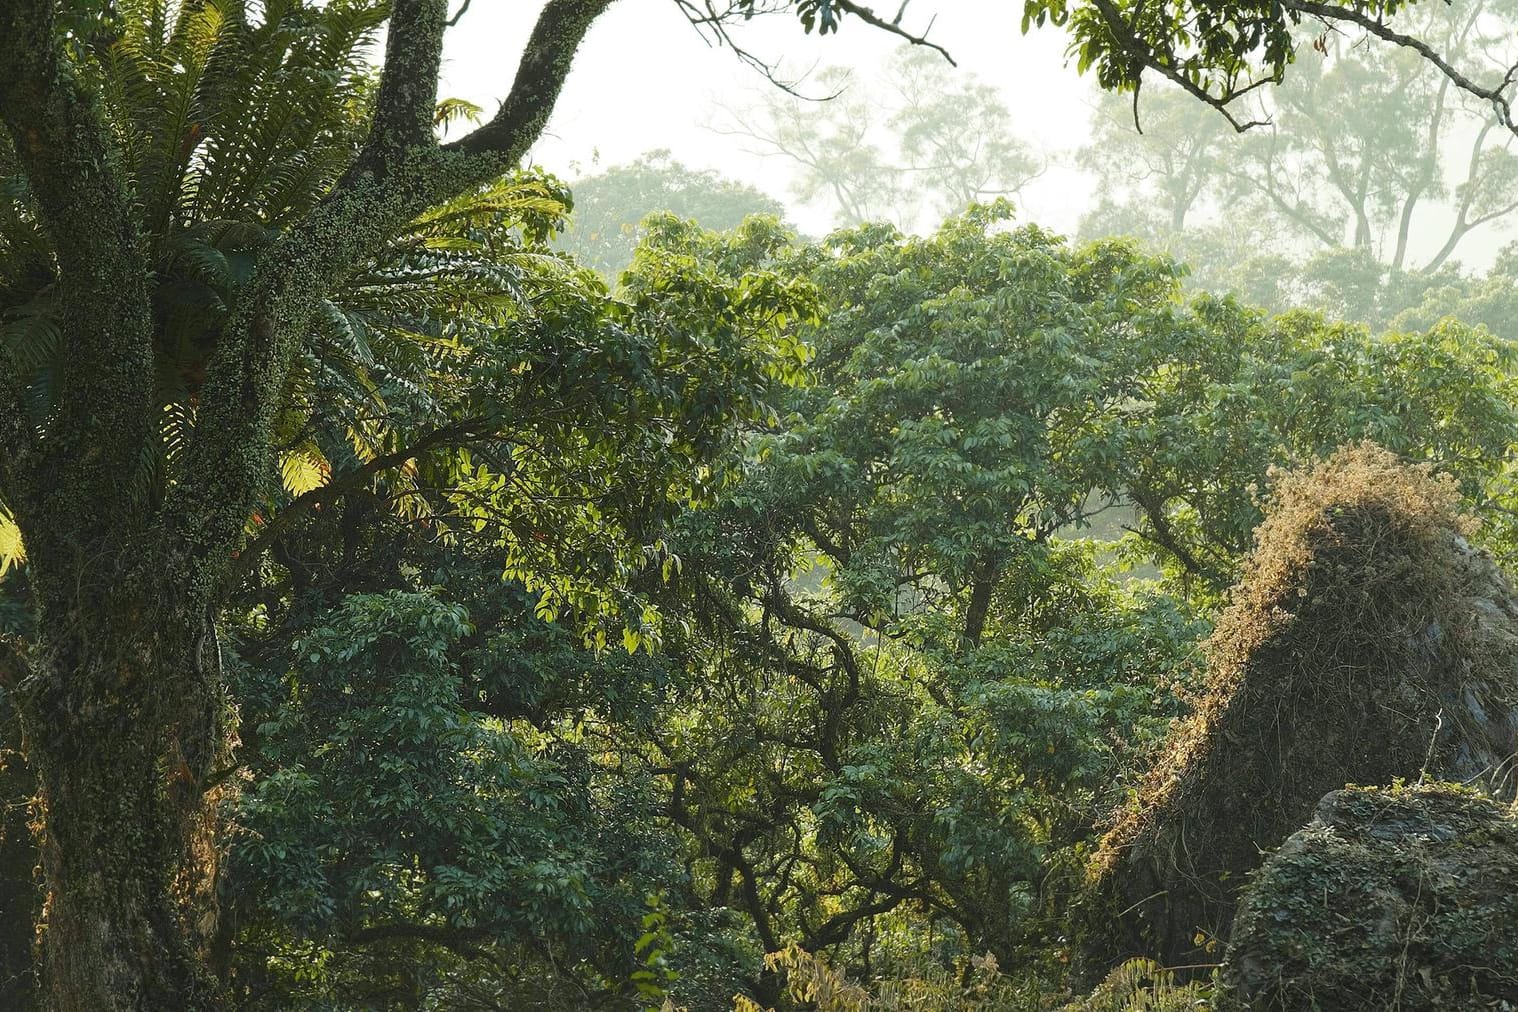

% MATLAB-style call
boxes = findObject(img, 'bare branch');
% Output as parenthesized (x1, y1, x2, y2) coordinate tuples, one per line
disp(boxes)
(1283, 0, 1518, 136)
(675, 0, 953, 95)
(830, 1, 955, 65)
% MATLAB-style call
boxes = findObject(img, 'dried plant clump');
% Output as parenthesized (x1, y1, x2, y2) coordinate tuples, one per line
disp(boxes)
(1078, 443, 1518, 977)
(1219, 782, 1518, 1010)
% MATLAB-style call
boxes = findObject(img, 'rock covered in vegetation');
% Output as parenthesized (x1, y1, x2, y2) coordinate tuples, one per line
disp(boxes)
(1220, 783, 1518, 1009)
(1080, 444, 1518, 976)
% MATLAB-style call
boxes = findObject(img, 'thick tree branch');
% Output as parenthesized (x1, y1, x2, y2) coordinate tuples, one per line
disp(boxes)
(0, 0, 155, 543)
(761, 581, 861, 701)
(168, 0, 616, 603)
(444, 0, 617, 162)
(344, 0, 451, 184)
(1424, 120, 1518, 271)
(1093, 0, 1518, 144)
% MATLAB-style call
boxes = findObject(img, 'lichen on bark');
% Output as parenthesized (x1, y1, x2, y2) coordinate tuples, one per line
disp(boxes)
(0, 0, 617, 1007)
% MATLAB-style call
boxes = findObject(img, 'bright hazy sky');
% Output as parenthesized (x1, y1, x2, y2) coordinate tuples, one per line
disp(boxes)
(437, 1, 1102, 235)
(435, 2, 1518, 268)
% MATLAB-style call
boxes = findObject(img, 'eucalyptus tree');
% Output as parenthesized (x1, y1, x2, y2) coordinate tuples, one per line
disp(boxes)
(1230, 0, 1518, 272)
(1072, 0, 1518, 320)
(1079, 86, 1232, 239)
(0, 0, 941, 1007)
(716, 47, 1043, 231)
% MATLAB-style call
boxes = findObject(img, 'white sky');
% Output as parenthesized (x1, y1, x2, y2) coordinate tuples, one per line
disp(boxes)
(435, 1, 1518, 269)
(437, 1, 1101, 236)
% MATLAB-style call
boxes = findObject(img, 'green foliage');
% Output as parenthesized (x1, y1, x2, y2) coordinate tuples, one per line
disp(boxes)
(632, 893, 683, 1008)
(201, 184, 1518, 1010)
(229, 587, 696, 1008)
(623, 207, 1518, 1001)
(636, 208, 1217, 987)
(558, 151, 787, 278)
(1025, 0, 1326, 103)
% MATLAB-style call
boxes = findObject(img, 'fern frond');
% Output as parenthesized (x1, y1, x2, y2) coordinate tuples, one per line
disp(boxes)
(279, 445, 330, 496)
(0, 504, 24, 577)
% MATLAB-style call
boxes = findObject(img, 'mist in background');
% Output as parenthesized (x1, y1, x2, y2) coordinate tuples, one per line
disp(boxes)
(439, 1, 1518, 333)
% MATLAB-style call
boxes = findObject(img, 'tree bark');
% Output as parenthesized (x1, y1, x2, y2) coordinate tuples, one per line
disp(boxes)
(16, 560, 227, 1011)
(0, 690, 38, 1010)
(961, 553, 1000, 648)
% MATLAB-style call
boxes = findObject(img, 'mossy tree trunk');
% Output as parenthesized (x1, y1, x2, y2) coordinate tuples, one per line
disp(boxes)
(17, 573, 225, 1010)
(0, 1, 613, 1006)
(0, 688, 38, 1008)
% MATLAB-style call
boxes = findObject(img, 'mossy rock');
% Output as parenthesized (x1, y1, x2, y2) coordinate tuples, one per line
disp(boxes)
(1219, 783, 1518, 1010)
(1079, 445, 1518, 978)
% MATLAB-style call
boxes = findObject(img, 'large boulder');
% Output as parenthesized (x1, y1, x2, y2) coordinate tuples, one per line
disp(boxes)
(1079, 444, 1518, 976)
(1220, 783, 1518, 1009)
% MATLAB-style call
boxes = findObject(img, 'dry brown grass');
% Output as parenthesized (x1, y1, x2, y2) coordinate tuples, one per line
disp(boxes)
(1079, 443, 1518, 979)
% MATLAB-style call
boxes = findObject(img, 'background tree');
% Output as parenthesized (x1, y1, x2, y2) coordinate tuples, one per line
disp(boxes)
(579, 208, 1518, 1001)
(1074, 0, 1518, 325)
(715, 47, 1042, 231)
(557, 150, 787, 278)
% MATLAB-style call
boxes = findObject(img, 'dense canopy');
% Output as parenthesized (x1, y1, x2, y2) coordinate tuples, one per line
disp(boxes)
(4, 0, 1518, 1009)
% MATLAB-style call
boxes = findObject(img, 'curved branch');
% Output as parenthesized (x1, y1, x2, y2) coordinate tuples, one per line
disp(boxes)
(170, 0, 616, 602)
(1087, 0, 1273, 132)
(443, 0, 616, 162)
(1282, 0, 1518, 135)
(830, 1, 955, 65)
(0, 0, 155, 534)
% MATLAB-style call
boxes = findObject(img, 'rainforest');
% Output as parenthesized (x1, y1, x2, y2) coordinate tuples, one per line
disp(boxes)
(3, 1, 1518, 1009)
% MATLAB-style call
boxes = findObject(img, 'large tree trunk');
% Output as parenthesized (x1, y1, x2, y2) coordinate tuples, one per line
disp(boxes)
(0, 691, 39, 1009)
(17, 567, 227, 1011)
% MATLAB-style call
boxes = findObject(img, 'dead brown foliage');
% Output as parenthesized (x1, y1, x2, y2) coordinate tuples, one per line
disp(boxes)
(1078, 443, 1518, 978)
